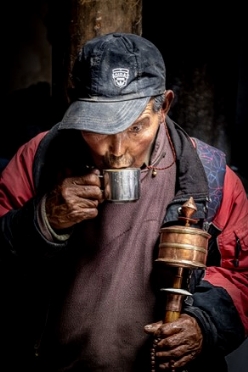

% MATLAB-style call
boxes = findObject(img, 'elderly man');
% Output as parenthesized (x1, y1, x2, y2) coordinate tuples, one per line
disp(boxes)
(0, 33, 247, 372)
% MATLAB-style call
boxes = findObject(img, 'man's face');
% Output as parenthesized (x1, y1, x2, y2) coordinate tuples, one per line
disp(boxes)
(81, 100, 164, 170)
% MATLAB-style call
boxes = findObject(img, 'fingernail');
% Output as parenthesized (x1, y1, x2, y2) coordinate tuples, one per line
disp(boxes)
(145, 324, 152, 329)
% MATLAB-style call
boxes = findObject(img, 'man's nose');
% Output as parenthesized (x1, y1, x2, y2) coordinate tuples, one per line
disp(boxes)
(109, 133, 127, 156)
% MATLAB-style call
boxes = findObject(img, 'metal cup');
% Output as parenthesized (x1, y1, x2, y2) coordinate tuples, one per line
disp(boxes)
(103, 168, 141, 203)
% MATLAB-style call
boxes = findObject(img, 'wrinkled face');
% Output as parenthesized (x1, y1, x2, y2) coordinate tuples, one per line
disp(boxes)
(81, 100, 164, 170)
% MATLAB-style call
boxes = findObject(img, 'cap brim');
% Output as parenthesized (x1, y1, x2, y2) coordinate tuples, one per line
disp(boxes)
(58, 96, 150, 134)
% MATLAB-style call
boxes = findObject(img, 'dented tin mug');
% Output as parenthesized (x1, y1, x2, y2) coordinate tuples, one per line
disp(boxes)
(102, 168, 141, 203)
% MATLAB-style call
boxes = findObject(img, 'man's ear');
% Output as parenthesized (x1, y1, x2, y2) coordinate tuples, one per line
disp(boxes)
(162, 90, 174, 114)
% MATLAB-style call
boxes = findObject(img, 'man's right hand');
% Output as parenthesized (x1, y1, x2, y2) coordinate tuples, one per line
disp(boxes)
(45, 169, 104, 230)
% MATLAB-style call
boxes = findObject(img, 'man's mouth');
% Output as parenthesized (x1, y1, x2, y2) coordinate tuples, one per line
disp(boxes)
(104, 155, 133, 169)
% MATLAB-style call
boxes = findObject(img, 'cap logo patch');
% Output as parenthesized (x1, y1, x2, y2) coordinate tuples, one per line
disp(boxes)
(112, 68, 129, 87)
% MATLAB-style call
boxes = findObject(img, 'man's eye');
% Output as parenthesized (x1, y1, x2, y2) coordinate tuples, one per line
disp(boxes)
(129, 124, 142, 133)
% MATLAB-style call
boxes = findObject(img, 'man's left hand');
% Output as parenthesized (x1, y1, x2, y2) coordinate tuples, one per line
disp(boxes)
(144, 313, 203, 370)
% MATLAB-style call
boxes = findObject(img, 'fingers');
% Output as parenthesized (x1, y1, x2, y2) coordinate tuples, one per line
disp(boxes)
(62, 172, 102, 189)
(63, 184, 103, 203)
(47, 200, 100, 229)
(156, 340, 199, 360)
(62, 173, 104, 203)
(46, 172, 104, 229)
(155, 348, 198, 370)
(145, 314, 203, 369)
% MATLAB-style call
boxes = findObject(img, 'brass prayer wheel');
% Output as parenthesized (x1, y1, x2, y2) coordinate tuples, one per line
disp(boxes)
(156, 225, 210, 269)
(156, 196, 210, 269)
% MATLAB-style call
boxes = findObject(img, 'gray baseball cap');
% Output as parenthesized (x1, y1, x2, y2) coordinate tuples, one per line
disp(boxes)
(59, 32, 166, 134)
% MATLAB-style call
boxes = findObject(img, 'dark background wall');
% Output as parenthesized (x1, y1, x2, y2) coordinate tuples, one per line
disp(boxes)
(1, 1, 248, 187)
(0, 0, 52, 161)
(0, 1, 247, 369)
(142, 2, 248, 185)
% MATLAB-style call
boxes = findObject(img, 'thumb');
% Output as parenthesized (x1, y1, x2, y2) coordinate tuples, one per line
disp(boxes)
(144, 321, 163, 334)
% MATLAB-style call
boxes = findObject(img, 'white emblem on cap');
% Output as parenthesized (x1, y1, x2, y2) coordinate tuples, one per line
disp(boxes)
(112, 68, 129, 87)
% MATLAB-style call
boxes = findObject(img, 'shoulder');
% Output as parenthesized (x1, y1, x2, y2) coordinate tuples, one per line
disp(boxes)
(191, 138, 226, 222)
(1, 130, 48, 177)
(213, 166, 248, 230)
(191, 137, 226, 168)
(0, 131, 48, 215)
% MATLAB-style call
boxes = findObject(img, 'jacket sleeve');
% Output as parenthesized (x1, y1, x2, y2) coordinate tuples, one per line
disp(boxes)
(0, 132, 68, 261)
(183, 166, 248, 355)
